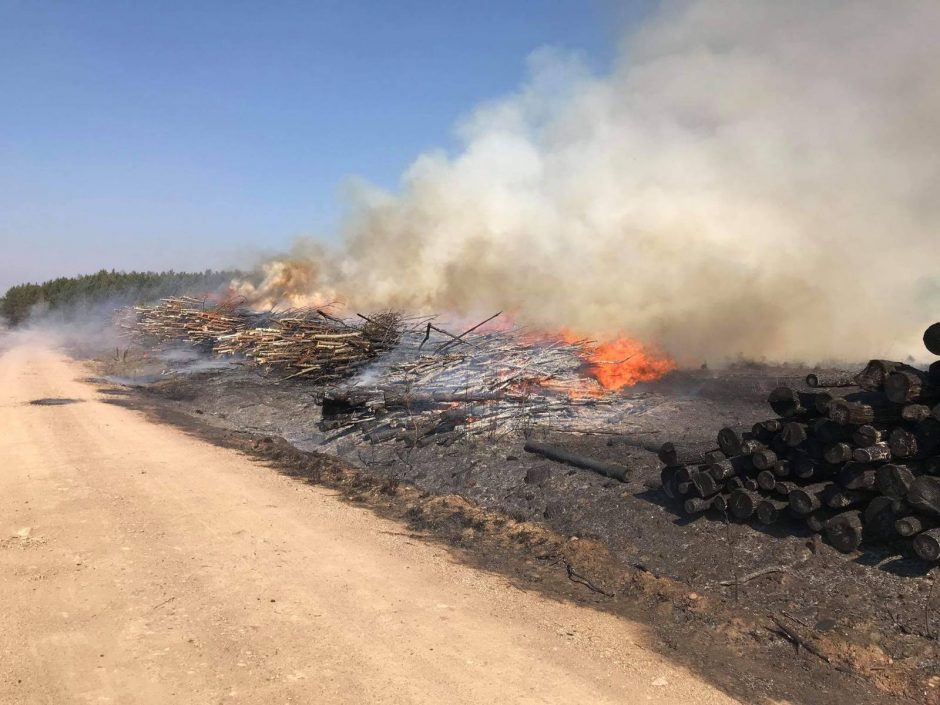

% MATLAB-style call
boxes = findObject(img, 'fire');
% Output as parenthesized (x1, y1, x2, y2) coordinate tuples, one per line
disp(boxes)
(560, 332, 676, 391)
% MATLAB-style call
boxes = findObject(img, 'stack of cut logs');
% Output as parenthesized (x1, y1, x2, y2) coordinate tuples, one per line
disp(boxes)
(660, 322, 940, 560)
(130, 298, 401, 383)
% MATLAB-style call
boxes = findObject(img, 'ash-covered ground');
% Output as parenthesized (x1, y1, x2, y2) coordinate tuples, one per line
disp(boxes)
(95, 344, 939, 704)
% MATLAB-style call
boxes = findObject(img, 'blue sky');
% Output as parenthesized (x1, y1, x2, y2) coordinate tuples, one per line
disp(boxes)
(0, 1, 650, 290)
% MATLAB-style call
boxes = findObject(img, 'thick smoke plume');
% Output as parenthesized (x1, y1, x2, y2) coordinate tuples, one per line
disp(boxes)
(239, 0, 940, 364)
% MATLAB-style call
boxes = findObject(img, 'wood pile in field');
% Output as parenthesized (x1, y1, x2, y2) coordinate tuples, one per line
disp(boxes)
(316, 324, 611, 445)
(660, 322, 940, 560)
(129, 298, 401, 383)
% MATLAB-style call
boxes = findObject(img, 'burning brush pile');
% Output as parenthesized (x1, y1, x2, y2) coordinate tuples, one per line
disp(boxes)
(125, 297, 676, 443)
(661, 322, 940, 561)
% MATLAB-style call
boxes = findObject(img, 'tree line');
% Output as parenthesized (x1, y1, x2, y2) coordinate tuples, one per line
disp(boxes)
(0, 269, 242, 326)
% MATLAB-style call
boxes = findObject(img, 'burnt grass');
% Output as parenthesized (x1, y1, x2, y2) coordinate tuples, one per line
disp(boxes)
(94, 355, 940, 705)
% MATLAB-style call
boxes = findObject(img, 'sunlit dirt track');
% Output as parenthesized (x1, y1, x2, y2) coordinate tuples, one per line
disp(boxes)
(0, 339, 743, 704)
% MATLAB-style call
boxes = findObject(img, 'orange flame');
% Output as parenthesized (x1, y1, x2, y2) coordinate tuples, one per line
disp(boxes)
(560, 332, 676, 391)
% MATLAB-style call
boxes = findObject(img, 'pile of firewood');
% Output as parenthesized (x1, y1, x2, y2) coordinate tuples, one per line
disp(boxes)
(128, 298, 401, 382)
(131, 296, 257, 347)
(660, 322, 940, 560)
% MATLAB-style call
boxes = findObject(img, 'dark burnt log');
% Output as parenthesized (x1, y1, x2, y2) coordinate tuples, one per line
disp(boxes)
(924, 322, 940, 355)
(896, 515, 935, 537)
(837, 462, 877, 490)
(805, 509, 837, 533)
(876, 464, 916, 499)
(691, 471, 723, 498)
(852, 425, 883, 448)
(907, 476, 940, 517)
(885, 369, 931, 404)
(756, 470, 777, 492)
(790, 450, 839, 480)
(756, 498, 789, 525)
(768, 387, 818, 418)
(703, 450, 727, 464)
(806, 372, 856, 388)
(789, 483, 830, 514)
(677, 481, 692, 496)
(739, 439, 766, 456)
(825, 510, 864, 553)
(774, 480, 799, 498)
(684, 496, 721, 515)
(657, 441, 720, 467)
(708, 455, 752, 481)
(752, 448, 778, 471)
(773, 460, 792, 478)
(729, 489, 761, 520)
(902, 404, 933, 423)
(813, 418, 850, 444)
(931, 361, 940, 386)
(660, 467, 680, 499)
(823, 442, 854, 464)
(916, 418, 940, 456)
(889, 428, 919, 459)
(853, 443, 892, 463)
(913, 528, 940, 562)
(752, 419, 784, 441)
(829, 395, 900, 426)
(780, 422, 808, 448)
(855, 360, 920, 392)
(824, 486, 875, 510)
(523, 442, 629, 482)
(717, 427, 743, 457)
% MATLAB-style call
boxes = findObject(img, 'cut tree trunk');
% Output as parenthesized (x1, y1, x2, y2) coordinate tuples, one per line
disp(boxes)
(825, 510, 864, 553)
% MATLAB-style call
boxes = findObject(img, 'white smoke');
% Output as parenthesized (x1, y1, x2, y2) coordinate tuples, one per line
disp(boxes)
(247, 0, 940, 364)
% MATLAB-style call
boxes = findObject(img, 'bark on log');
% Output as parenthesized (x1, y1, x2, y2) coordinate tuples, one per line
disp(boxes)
(805, 372, 856, 388)
(805, 509, 837, 533)
(863, 496, 902, 540)
(789, 483, 830, 514)
(889, 428, 918, 459)
(774, 481, 799, 498)
(825, 510, 864, 553)
(853, 425, 882, 448)
(855, 360, 919, 391)
(729, 489, 761, 520)
(708, 455, 752, 480)
(913, 528, 940, 561)
(773, 460, 792, 478)
(876, 464, 916, 499)
(752, 448, 778, 471)
(756, 498, 789, 525)
(824, 486, 874, 510)
(691, 471, 723, 498)
(853, 443, 892, 463)
(780, 422, 809, 448)
(885, 369, 930, 404)
(684, 496, 720, 515)
(907, 476, 940, 517)
(756, 470, 777, 492)
(717, 427, 743, 457)
(823, 442, 854, 464)
(838, 462, 877, 490)
(524, 442, 629, 482)
(768, 387, 817, 417)
(902, 404, 933, 423)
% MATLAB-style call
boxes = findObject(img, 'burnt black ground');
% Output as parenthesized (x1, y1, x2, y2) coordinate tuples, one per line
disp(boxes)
(94, 351, 939, 704)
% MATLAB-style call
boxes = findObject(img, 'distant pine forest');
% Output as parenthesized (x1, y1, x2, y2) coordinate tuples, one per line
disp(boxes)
(0, 269, 242, 326)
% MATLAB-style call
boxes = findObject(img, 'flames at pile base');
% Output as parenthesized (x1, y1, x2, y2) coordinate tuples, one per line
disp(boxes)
(559, 333, 677, 391)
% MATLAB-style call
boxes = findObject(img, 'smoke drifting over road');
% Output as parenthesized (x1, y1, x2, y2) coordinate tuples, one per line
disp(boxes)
(239, 0, 940, 364)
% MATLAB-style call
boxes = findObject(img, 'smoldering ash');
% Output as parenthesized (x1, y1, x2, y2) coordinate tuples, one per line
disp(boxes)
(237, 0, 940, 365)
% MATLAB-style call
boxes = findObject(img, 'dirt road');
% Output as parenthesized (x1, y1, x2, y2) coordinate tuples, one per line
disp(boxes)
(0, 340, 743, 704)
